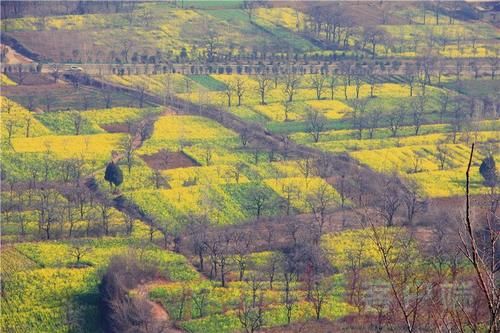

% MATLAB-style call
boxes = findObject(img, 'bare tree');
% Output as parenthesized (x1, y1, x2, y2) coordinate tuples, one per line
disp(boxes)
(238, 291, 264, 333)
(72, 111, 83, 135)
(438, 89, 451, 123)
(256, 74, 272, 105)
(234, 77, 246, 106)
(246, 184, 271, 219)
(120, 134, 135, 174)
(206, 29, 219, 62)
(69, 239, 92, 265)
(460, 144, 499, 333)
(296, 157, 314, 186)
(3, 99, 14, 113)
(310, 275, 335, 320)
(353, 68, 364, 99)
(26, 95, 36, 111)
(404, 63, 417, 97)
(307, 183, 337, 243)
(232, 232, 252, 281)
(436, 143, 449, 170)
(411, 95, 426, 135)
(376, 178, 401, 227)
(102, 89, 113, 109)
(119, 38, 134, 63)
(5, 119, 19, 144)
(223, 81, 234, 107)
(283, 100, 293, 122)
(352, 99, 368, 139)
(136, 84, 146, 108)
(203, 144, 213, 166)
(362, 27, 387, 59)
(16, 64, 28, 85)
(282, 270, 297, 325)
(367, 109, 382, 139)
(306, 107, 327, 143)
(388, 107, 405, 137)
(283, 73, 301, 102)
(192, 288, 209, 318)
(310, 73, 326, 100)
(401, 178, 426, 225)
(97, 199, 113, 236)
(24, 116, 32, 137)
(328, 73, 338, 100)
(369, 226, 430, 333)
(282, 183, 298, 216)
(42, 93, 56, 112)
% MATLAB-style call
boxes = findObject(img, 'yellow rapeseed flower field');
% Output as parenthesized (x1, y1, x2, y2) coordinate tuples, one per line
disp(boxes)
(306, 99, 352, 120)
(162, 164, 250, 188)
(1, 97, 51, 139)
(11, 133, 124, 162)
(0, 74, 16, 86)
(264, 177, 341, 212)
(138, 115, 237, 154)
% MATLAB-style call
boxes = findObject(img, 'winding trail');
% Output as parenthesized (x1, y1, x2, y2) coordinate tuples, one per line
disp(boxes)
(133, 279, 183, 333)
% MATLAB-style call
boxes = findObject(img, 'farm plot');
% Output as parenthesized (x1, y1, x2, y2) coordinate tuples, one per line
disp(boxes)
(137, 115, 238, 154)
(35, 106, 162, 135)
(0, 238, 198, 333)
(264, 177, 342, 213)
(6, 3, 317, 63)
(3, 83, 138, 111)
(1, 74, 17, 86)
(1, 97, 52, 139)
(126, 185, 247, 231)
(10, 133, 125, 163)
(149, 257, 351, 333)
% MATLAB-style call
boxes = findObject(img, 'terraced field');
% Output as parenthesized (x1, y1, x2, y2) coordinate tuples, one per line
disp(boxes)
(1, 1, 498, 332)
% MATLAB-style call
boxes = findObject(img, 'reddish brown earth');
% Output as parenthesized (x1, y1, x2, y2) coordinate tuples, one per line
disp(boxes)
(100, 123, 131, 133)
(4, 73, 55, 85)
(140, 150, 200, 170)
(1, 44, 34, 64)
(134, 279, 183, 333)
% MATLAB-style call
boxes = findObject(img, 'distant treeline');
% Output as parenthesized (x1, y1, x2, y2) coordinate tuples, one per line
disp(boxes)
(0, 1, 142, 19)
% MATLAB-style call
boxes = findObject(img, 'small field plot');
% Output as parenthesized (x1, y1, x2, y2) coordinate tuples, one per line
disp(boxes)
(3, 83, 140, 111)
(137, 115, 238, 154)
(0, 239, 198, 333)
(1, 97, 52, 139)
(11, 133, 124, 162)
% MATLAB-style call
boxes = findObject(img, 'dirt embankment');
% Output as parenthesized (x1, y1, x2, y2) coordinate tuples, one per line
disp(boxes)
(133, 279, 183, 333)
(140, 150, 200, 170)
(1, 43, 35, 64)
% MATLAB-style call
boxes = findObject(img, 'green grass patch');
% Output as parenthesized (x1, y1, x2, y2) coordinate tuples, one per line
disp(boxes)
(189, 75, 227, 91)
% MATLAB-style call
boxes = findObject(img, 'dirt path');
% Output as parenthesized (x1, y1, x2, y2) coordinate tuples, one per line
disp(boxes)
(133, 279, 184, 333)
(1, 44, 34, 64)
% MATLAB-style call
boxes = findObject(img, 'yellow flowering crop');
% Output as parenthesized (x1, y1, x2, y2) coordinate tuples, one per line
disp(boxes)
(162, 164, 249, 188)
(253, 103, 299, 122)
(1, 97, 51, 139)
(138, 115, 237, 154)
(254, 7, 305, 31)
(11, 133, 124, 162)
(306, 99, 352, 120)
(83, 107, 162, 125)
(408, 167, 491, 197)
(264, 177, 341, 212)
(0, 74, 16, 86)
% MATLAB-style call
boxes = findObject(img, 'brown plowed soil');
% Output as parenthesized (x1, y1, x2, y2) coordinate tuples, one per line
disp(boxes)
(100, 123, 131, 133)
(141, 149, 200, 170)
(5, 73, 55, 85)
